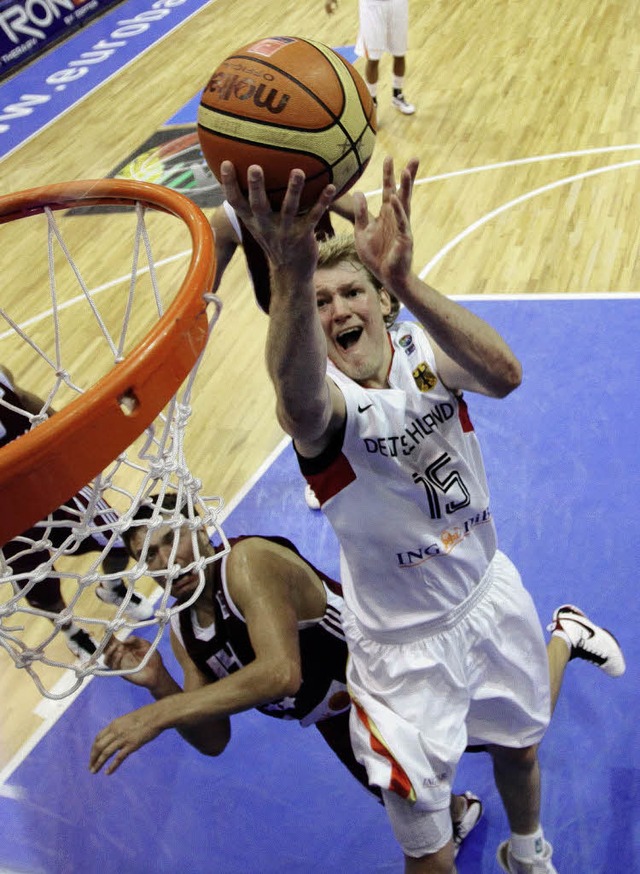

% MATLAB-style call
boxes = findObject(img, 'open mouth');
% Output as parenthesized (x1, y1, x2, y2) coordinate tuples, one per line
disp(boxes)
(336, 327, 363, 350)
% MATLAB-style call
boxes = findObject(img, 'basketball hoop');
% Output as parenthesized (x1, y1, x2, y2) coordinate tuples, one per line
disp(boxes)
(0, 179, 213, 545)
(0, 179, 230, 698)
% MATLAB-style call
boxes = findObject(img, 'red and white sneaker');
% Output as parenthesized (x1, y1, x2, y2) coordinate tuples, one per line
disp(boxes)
(548, 604, 626, 677)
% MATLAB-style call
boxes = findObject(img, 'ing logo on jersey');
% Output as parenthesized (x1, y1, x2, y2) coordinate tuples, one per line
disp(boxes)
(412, 362, 437, 392)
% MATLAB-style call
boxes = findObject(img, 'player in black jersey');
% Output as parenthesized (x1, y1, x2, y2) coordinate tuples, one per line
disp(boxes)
(0, 365, 154, 661)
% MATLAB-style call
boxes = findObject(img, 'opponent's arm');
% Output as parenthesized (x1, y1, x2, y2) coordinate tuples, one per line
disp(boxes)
(210, 204, 241, 292)
(90, 540, 314, 775)
(0, 364, 54, 416)
(89, 632, 231, 775)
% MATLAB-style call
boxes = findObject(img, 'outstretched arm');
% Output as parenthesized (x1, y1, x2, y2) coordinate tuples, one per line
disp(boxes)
(221, 162, 346, 455)
(353, 157, 522, 398)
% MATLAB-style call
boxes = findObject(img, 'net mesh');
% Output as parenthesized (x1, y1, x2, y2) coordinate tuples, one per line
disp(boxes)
(0, 190, 228, 699)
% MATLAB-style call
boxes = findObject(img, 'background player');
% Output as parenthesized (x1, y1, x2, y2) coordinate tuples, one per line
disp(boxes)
(325, 0, 415, 114)
(88, 494, 623, 868)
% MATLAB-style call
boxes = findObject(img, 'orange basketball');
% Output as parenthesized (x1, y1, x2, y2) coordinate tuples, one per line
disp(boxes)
(197, 36, 377, 210)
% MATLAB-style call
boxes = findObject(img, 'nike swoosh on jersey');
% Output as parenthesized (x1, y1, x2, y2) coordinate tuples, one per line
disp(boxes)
(358, 403, 373, 413)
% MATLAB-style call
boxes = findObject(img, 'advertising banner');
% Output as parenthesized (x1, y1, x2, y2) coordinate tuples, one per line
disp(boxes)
(0, 0, 121, 79)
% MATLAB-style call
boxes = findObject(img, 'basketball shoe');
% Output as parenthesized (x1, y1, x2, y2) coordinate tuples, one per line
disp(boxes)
(64, 625, 99, 664)
(452, 791, 483, 857)
(497, 840, 557, 873)
(392, 91, 415, 115)
(547, 604, 626, 677)
(96, 581, 155, 621)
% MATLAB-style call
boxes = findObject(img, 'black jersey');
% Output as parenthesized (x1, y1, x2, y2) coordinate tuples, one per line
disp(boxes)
(171, 535, 352, 726)
(0, 371, 30, 447)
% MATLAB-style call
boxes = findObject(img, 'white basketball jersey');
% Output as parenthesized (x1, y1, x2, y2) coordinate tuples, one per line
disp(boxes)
(315, 322, 497, 636)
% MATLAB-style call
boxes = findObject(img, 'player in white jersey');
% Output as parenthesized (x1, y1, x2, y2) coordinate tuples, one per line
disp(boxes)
(218, 156, 625, 874)
(325, 0, 415, 115)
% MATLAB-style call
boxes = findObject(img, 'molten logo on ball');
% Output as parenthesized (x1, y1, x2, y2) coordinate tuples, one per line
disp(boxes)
(204, 73, 290, 114)
(197, 36, 377, 210)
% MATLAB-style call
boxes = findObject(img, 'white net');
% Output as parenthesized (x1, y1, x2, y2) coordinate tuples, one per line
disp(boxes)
(0, 185, 229, 699)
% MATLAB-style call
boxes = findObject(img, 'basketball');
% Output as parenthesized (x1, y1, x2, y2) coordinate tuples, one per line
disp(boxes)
(197, 36, 377, 210)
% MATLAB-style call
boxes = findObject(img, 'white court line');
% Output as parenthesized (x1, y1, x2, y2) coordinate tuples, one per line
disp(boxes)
(3, 145, 639, 789)
(418, 157, 640, 282)
(365, 142, 640, 198)
(0, 252, 187, 342)
(3, 143, 639, 344)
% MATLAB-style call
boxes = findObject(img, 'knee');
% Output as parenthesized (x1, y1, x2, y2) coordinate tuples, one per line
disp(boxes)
(404, 841, 455, 874)
(490, 743, 539, 773)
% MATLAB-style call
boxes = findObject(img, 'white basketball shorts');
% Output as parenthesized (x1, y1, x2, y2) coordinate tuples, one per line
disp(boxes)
(343, 550, 551, 854)
(355, 0, 410, 60)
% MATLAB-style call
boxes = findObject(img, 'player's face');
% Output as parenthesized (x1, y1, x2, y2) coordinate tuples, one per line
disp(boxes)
(128, 523, 209, 602)
(314, 261, 393, 387)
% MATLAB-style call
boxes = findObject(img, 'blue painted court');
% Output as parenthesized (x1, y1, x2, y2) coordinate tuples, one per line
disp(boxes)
(1, 298, 637, 873)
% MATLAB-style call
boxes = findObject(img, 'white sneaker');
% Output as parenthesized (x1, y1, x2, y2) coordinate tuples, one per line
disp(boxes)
(64, 626, 99, 664)
(392, 92, 415, 115)
(96, 582, 155, 621)
(497, 840, 558, 873)
(547, 604, 626, 677)
(452, 791, 483, 857)
(304, 483, 321, 511)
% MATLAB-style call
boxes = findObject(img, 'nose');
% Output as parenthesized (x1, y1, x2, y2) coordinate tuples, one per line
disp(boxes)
(331, 294, 352, 320)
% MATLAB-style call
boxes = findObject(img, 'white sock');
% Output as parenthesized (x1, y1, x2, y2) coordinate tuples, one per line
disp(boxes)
(367, 82, 378, 99)
(510, 827, 546, 859)
(393, 75, 404, 92)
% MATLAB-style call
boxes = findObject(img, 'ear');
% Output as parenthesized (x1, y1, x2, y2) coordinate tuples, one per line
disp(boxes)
(379, 288, 392, 316)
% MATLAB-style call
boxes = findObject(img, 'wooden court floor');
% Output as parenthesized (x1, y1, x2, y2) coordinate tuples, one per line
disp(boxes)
(1, 0, 639, 774)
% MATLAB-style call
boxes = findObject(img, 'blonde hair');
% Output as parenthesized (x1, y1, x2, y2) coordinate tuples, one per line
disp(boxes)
(317, 234, 400, 326)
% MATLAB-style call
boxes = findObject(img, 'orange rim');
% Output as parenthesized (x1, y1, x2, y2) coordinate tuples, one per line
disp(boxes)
(0, 179, 215, 546)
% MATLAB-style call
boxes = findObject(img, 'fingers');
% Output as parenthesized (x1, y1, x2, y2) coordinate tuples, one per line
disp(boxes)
(381, 156, 396, 203)
(304, 182, 336, 225)
(103, 635, 148, 671)
(352, 191, 370, 231)
(279, 168, 307, 217)
(102, 636, 127, 670)
(89, 727, 131, 775)
(397, 158, 419, 218)
(219, 160, 243, 208)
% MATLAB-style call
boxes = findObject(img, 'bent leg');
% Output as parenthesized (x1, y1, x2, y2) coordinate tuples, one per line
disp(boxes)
(382, 789, 457, 874)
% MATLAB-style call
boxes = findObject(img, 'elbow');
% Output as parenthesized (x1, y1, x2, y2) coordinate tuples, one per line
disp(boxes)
(270, 660, 303, 699)
(199, 739, 228, 758)
(493, 357, 523, 398)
